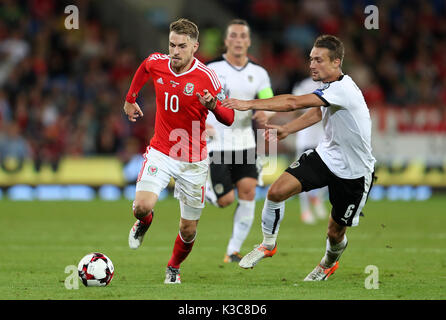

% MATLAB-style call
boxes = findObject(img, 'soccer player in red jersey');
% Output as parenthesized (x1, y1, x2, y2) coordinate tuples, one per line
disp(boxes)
(123, 18, 234, 284)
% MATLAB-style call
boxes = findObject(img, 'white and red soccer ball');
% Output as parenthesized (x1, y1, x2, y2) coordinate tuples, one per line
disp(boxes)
(77, 252, 114, 287)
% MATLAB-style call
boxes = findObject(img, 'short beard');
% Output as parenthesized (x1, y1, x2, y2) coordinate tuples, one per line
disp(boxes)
(171, 56, 192, 72)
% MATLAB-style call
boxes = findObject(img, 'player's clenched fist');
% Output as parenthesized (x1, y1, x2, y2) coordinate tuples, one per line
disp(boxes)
(123, 101, 144, 122)
(196, 89, 217, 111)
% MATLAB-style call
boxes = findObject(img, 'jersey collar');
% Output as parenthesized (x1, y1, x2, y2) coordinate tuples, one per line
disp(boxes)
(322, 73, 345, 84)
(168, 57, 198, 77)
(222, 54, 249, 72)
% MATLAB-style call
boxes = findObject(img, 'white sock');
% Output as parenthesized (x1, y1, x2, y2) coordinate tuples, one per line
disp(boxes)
(205, 183, 220, 207)
(226, 199, 255, 255)
(262, 233, 277, 249)
(261, 199, 285, 249)
(320, 235, 348, 268)
(309, 188, 327, 219)
(299, 192, 311, 214)
(313, 197, 328, 219)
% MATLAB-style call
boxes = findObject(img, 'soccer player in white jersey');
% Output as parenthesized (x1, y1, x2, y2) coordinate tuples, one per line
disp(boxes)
(292, 78, 328, 224)
(223, 35, 376, 281)
(205, 19, 274, 263)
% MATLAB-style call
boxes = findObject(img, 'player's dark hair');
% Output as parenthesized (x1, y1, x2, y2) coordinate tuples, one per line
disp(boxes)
(314, 35, 344, 66)
(170, 18, 199, 41)
(225, 19, 250, 38)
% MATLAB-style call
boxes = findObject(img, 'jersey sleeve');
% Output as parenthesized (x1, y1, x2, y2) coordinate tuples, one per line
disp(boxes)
(197, 64, 234, 125)
(313, 81, 347, 108)
(212, 85, 234, 126)
(125, 56, 152, 103)
(257, 68, 273, 99)
(200, 66, 224, 106)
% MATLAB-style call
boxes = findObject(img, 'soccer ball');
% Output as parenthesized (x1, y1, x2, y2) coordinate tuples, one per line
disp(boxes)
(77, 252, 114, 287)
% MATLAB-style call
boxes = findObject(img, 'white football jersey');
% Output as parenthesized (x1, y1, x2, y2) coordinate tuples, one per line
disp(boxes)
(206, 55, 272, 151)
(292, 77, 324, 153)
(314, 74, 376, 179)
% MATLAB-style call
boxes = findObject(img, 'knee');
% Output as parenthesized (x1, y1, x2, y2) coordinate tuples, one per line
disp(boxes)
(217, 192, 235, 208)
(179, 224, 197, 242)
(267, 184, 287, 202)
(237, 188, 256, 201)
(326, 226, 346, 244)
(132, 200, 153, 219)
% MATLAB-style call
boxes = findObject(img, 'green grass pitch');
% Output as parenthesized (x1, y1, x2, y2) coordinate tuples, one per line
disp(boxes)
(1, 195, 445, 300)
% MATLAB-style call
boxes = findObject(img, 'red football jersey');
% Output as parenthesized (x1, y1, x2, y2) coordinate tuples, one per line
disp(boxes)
(128, 53, 227, 162)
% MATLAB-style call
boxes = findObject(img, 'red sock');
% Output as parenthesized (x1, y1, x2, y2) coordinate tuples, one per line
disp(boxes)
(134, 210, 153, 226)
(167, 233, 195, 269)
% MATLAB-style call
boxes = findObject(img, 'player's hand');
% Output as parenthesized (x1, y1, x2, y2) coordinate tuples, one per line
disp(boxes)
(123, 101, 144, 122)
(263, 124, 289, 142)
(252, 111, 269, 126)
(197, 89, 217, 111)
(222, 98, 250, 111)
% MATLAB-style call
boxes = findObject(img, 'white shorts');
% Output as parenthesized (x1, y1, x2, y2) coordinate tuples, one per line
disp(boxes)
(136, 147, 209, 210)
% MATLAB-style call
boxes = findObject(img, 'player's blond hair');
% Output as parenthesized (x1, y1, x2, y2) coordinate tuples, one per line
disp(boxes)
(170, 18, 199, 41)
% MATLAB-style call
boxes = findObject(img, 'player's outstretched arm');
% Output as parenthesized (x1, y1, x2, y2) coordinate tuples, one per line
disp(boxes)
(264, 107, 322, 142)
(282, 107, 322, 135)
(222, 93, 325, 112)
(124, 59, 150, 122)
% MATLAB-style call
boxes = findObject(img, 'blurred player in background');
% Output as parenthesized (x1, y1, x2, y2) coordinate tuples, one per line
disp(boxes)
(123, 19, 234, 284)
(292, 78, 328, 224)
(224, 35, 375, 281)
(205, 19, 274, 263)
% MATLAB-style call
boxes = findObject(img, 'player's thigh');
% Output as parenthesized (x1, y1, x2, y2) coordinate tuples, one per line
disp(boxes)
(285, 149, 331, 193)
(174, 158, 209, 209)
(235, 177, 257, 201)
(267, 171, 303, 202)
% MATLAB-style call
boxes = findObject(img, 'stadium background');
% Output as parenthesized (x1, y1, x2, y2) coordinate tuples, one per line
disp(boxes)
(0, 0, 445, 201)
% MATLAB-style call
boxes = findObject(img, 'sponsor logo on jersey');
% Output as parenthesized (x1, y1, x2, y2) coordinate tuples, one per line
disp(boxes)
(248, 75, 253, 82)
(157, 77, 164, 84)
(170, 80, 180, 88)
(183, 82, 194, 96)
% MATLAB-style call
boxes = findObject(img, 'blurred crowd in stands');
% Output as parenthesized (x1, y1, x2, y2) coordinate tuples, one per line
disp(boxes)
(221, 0, 446, 105)
(0, 0, 445, 173)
